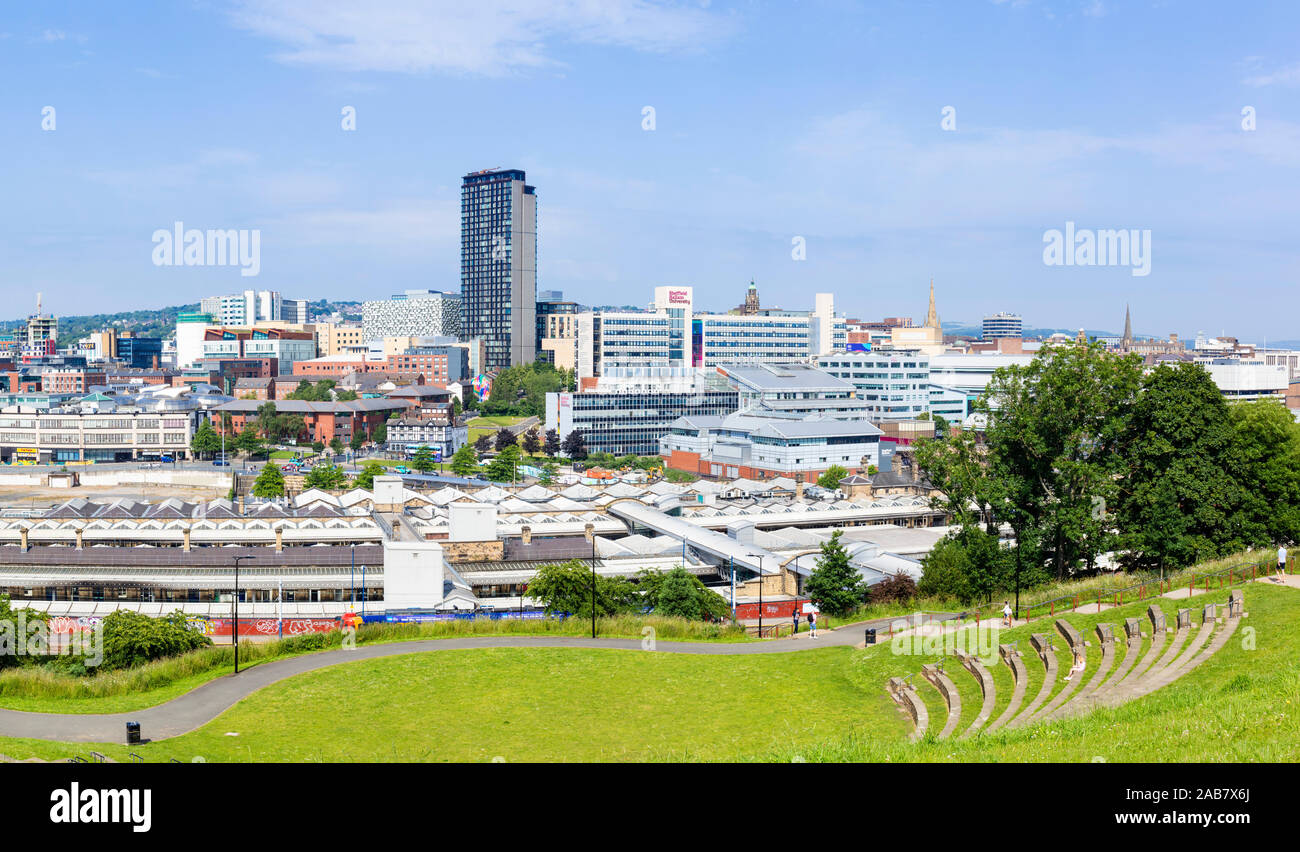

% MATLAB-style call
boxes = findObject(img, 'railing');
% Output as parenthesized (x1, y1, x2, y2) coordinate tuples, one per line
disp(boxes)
(1016, 555, 1291, 624)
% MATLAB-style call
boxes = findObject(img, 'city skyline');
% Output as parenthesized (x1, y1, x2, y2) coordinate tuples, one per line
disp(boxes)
(2, 1, 1298, 339)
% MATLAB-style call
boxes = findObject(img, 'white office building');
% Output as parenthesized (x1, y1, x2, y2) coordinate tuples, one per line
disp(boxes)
(362, 290, 462, 342)
(816, 351, 933, 421)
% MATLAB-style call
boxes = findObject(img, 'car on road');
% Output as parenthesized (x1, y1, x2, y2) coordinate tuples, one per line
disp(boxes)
(160, 455, 175, 463)
(394, 465, 411, 475)
(212, 459, 230, 467)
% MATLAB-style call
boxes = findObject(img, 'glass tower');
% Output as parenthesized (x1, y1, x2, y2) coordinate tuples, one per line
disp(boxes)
(461, 168, 537, 371)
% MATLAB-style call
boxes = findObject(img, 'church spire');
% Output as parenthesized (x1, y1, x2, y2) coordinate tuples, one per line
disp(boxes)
(924, 279, 940, 330)
(1122, 304, 1133, 346)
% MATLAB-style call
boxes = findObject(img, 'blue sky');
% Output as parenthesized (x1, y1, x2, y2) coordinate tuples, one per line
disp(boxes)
(2, 0, 1298, 341)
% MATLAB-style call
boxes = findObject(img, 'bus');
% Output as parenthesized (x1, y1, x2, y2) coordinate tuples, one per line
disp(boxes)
(404, 445, 442, 462)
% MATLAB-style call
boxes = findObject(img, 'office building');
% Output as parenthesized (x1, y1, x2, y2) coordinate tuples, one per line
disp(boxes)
(282, 298, 310, 324)
(982, 312, 1023, 339)
(362, 290, 461, 342)
(118, 334, 164, 369)
(202, 290, 284, 326)
(661, 413, 883, 482)
(461, 168, 537, 370)
(816, 352, 933, 421)
(201, 328, 316, 375)
(718, 362, 873, 421)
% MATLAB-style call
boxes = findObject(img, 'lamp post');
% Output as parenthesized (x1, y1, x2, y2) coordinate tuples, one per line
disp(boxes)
(748, 552, 765, 639)
(350, 544, 356, 611)
(232, 554, 254, 673)
(590, 534, 597, 639)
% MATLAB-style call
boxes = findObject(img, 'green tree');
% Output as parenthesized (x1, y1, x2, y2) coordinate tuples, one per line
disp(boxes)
(539, 459, 558, 485)
(372, 421, 387, 446)
(190, 419, 221, 458)
(411, 445, 437, 474)
(1116, 362, 1244, 573)
(335, 389, 358, 401)
(544, 429, 561, 456)
(482, 361, 569, 417)
(354, 461, 386, 490)
(805, 530, 867, 616)
(638, 566, 730, 620)
(817, 464, 848, 490)
(349, 430, 365, 452)
(251, 463, 285, 498)
(486, 444, 522, 482)
(918, 535, 974, 603)
(1228, 398, 1300, 548)
(312, 440, 325, 453)
(0, 595, 48, 670)
(304, 462, 349, 490)
(235, 426, 265, 457)
(450, 444, 479, 477)
(521, 426, 542, 456)
(527, 560, 639, 619)
(329, 437, 344, 455)
(256, 401, 279, 439)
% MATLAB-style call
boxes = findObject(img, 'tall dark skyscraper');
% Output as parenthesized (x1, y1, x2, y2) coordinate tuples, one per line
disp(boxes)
(461, 168, 537, 371)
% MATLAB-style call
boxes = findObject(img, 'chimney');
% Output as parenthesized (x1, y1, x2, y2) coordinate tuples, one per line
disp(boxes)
(183, 528, 192, 552)
(583, 522, 595, 543)
(275, 526, 284, 552)
(20, 526, 29, 551)
(795, 480, 805, 501)
(521, 525, 532, 544)
(75, 526, 84, 550)
(911, 459, 920, 483)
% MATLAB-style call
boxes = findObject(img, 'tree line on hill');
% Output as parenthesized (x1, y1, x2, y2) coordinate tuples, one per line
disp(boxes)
(912, 343, 1300, 605)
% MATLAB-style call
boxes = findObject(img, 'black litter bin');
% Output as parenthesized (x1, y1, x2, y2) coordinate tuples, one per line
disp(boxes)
(126, 722, 141, 745)
(865, 628, 877, 645)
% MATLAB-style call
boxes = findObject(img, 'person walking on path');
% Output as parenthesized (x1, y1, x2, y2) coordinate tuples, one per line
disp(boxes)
(792, 609, 800, 637)
(1278, 545, 1288, 576)
(1002, 600, 1013, 629)
(808, 610, 818, 639)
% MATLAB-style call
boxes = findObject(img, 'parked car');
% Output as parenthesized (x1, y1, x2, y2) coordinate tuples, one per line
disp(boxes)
(160, 455, 175, 463)
(394, 465, 411, 475)
(212, 459, 230, 467)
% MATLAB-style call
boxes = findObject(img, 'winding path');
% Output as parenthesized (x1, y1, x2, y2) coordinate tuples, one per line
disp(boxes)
(0, 617, 918, 745)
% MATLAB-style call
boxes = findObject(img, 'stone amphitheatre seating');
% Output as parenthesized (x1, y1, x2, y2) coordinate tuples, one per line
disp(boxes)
(886, 590, 1245, 740)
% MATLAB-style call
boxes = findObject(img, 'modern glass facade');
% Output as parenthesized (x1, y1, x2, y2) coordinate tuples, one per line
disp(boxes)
(816, 352, 932, 420)
(548, 389, 739, 456)
(461, 169, 537, 371)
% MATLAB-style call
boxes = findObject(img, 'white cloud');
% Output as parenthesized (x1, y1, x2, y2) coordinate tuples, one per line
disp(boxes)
(1244, 62, 1300, 87)
(227, 0, 737, 75)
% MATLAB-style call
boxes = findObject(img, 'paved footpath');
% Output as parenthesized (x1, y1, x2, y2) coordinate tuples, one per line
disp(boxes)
(0, 615, 939, 744)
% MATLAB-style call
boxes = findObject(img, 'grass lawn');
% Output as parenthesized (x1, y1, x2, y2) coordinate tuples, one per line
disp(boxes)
(2, 582, 1294, 763)
(467, 415, 529, 445)
(0, 647, 877, 763)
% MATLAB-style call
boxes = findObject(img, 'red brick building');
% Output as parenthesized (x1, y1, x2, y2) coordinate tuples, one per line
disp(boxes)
(215, 398, 408, 444)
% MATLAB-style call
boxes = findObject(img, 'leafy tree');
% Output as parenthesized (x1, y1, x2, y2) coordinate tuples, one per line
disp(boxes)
(0, 595, 48, 670)
(1228, 398, 1300, 548)
(452, 396, 462, 418)
(100, 610, 211, 670)
(805, 530, 868, 616)
(256, 401, 279, 439)
(411, 445, 437, 474)
(539, 460, 558, 486)
(354, 461, 386, 490)
(482, 362, 569, 417)
(494, 427, 517, 452)
(817, 464, 848, 490)
(235, 426, 265, 457)
(349, 430, 364, 452)
(918, 535, 974, 603)
(372, 421, 387, 446)
(983, 342, 1143, 581)
(638, 567, 730, 620)
(562, 429, 588, 460)
(521, 426, 542, 455)
(274, 413, 307, 443)
(335, 389, 358, 402)
(190, 420, 221, 458)
(486, 444, 522, 482)
(868, 571, 918, 605)
(312, 440, 325, 453)
(304, 462, 349, 490)
(1116, 362, 1244, 573)
(251, 463, 285, 498)
(527, 560, 639, 618)
(544, 429, 561, 456)
(329, 437, 344, 455)
(450, 444, 479, 477)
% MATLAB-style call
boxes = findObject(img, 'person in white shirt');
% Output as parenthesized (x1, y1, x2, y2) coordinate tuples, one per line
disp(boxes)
(1002, 601, 1013, 628)
(1278, 545, 1288, 576)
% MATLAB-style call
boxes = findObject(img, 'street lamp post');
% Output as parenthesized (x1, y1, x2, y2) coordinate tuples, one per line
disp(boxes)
(748, 552, 765, 639)
(590, 534, 597, 639)
(232, 554, 254, 673)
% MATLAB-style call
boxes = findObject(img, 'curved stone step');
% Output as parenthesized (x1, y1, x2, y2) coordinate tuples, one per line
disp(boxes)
(888, 676, 928, 741)
(1006, 633, 1057, 730)
(921, 663, 962, 740)
(984, 643, 1027, 734)
(1128, 603, 1224, 701)
(955, 651, 996, 739)
(1028, 619, 1095, 724)
(1091, 617, 1145, 700)
(1047, 622, 1116, 722)
(1113, 605, 1168, 690)
(1104, 614, 1191, 708)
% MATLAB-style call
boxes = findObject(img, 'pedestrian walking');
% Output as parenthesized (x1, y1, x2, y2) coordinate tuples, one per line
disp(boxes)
(1278, 545, 1288, 576)
(792, 609, 800, 636)
(1002, 600, 1013, 628)
(808, 610, 818, 639)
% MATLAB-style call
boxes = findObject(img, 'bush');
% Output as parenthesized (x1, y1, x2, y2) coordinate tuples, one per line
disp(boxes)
(868, 572, 918, 605)
(918, 536, 974, 603)
(100, 610, 212, 670)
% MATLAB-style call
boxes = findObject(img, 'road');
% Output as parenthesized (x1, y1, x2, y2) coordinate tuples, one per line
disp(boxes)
(0, 615, 928, 744)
